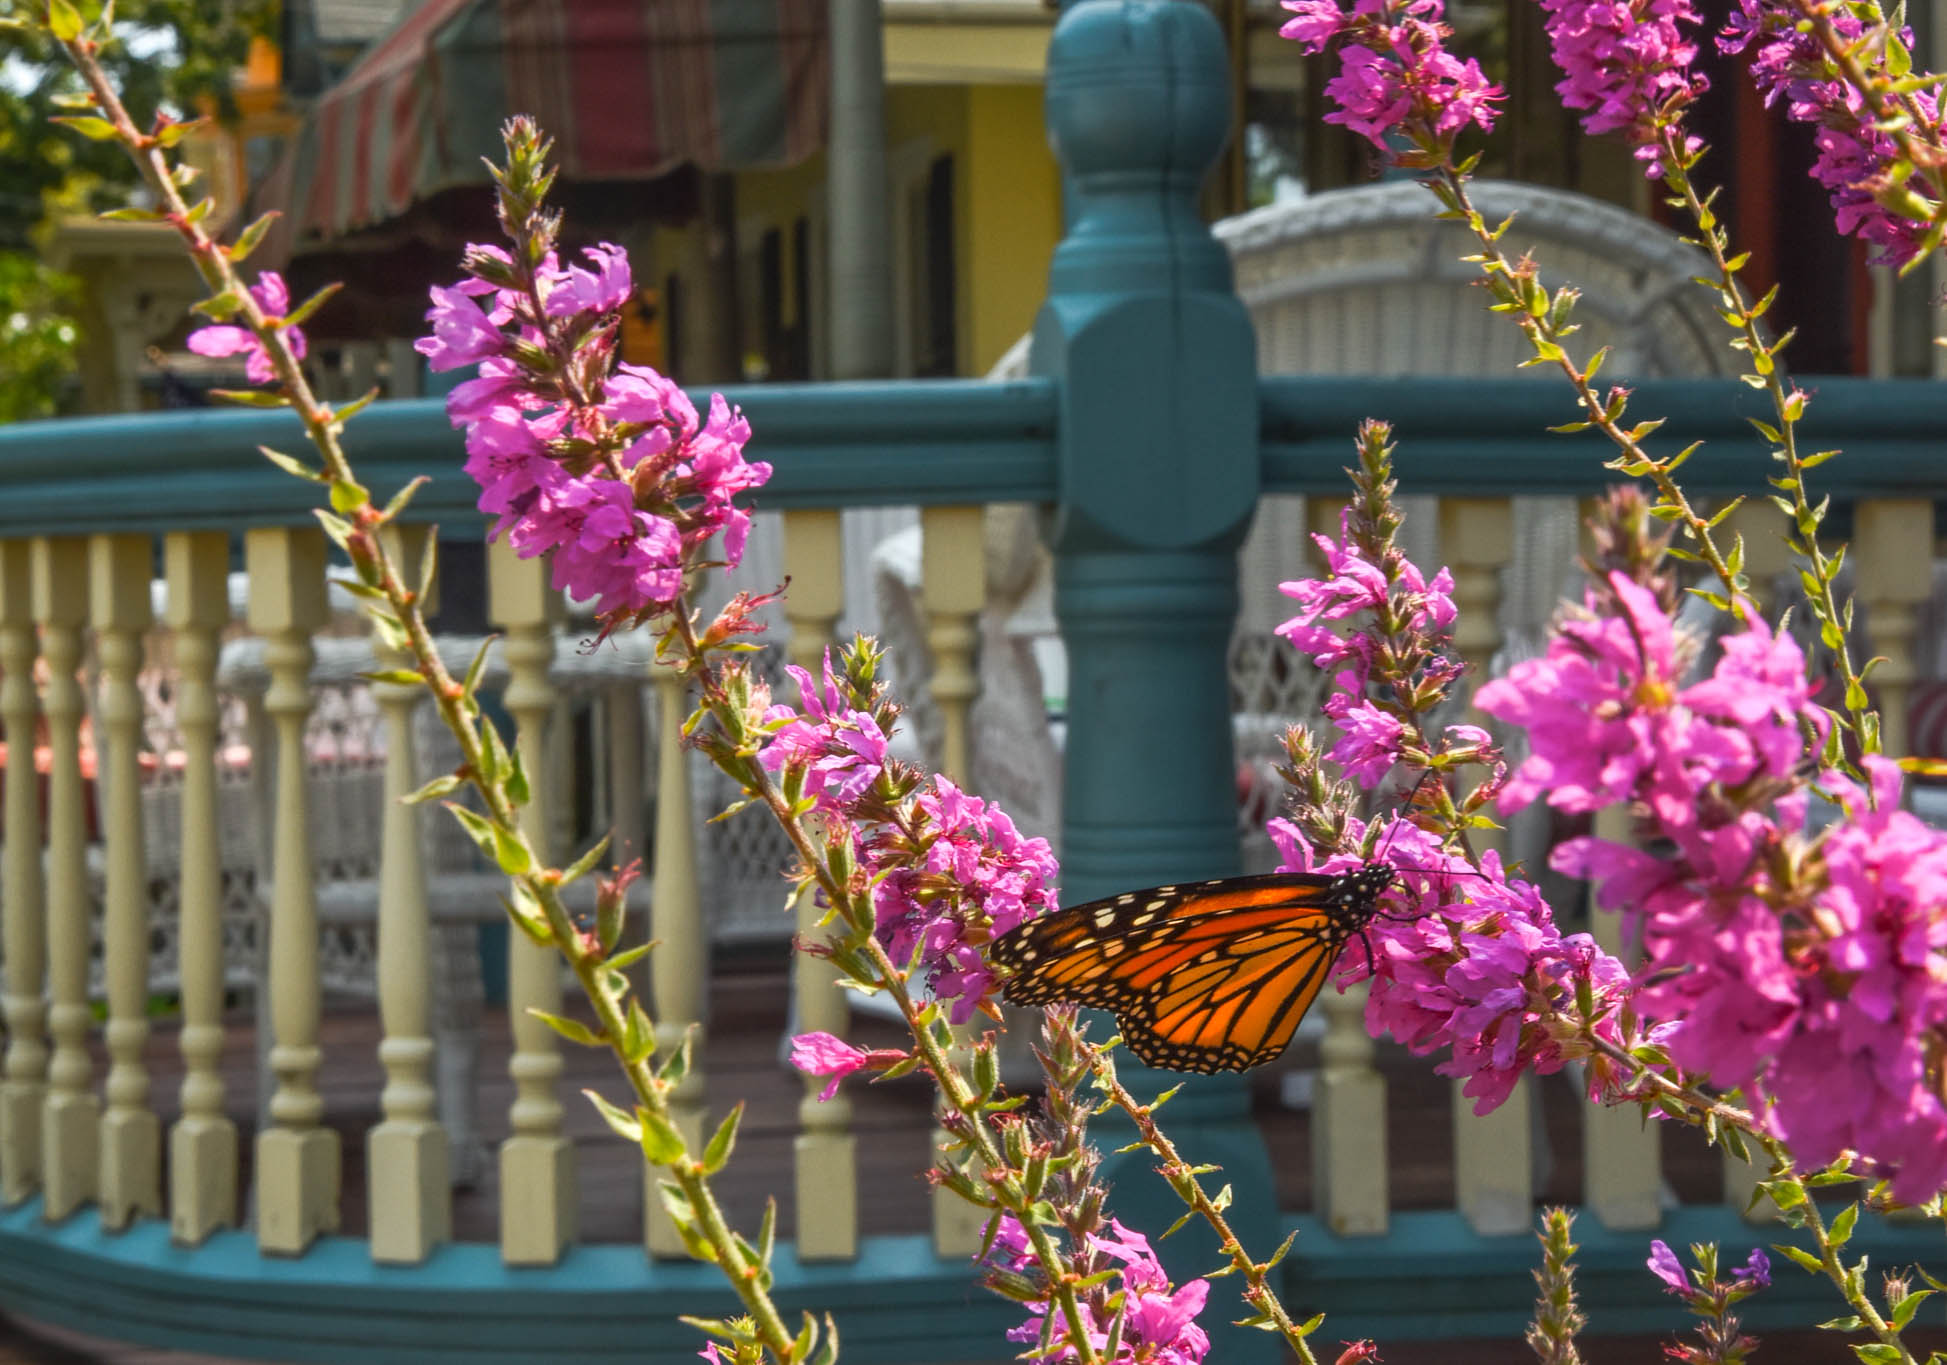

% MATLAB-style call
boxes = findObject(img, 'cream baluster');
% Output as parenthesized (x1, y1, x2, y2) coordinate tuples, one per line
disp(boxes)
(922, 505, 986, 1258)
(1580, 805, 1661, 1230)
(1314, 980, 1387, 1234)
(644, 654, 706, 1258)
(93, 534, 159, 1229)
(922, 507, 982, 784)
(1855, 500, 1932, 764)
(246, 526, 339, 1254)
(34, 536, 94, 1223)
(368, 525, 450, 1264)
(1437, 497, 1534, 1236)
(783, 508, 856, 1261)
(0, 540, 45, 1205)
(487, 541, 574, 1264)
(1300, 505, 1389, 1235)
(165, 532, 238, 1244)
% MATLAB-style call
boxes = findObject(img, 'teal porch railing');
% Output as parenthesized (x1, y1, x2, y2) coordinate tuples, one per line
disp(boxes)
(0, 2, 1940, 1362)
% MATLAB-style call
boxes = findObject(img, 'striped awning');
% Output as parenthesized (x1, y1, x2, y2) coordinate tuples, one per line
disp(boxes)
(258, 0, 827, 259)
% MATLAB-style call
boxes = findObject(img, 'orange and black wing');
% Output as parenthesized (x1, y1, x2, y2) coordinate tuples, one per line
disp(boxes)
(990, 867, 1393, 1074)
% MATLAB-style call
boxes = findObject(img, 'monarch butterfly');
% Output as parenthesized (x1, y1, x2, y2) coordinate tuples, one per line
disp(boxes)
(989, 862, 1397, 1074)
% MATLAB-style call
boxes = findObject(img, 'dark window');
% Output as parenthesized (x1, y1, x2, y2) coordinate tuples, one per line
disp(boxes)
(912, 153, 958, 377)
(663, 272, 684, 379)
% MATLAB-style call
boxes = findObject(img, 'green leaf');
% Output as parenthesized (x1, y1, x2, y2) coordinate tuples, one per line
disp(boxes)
(639, 1107, 688, 1165)
(655, 1183, 719, 1262)
(528, 1008, 604, 1047)
(98, 206, 164, 222)
(214, 388, 292, 409)
(446, 799, 494, 846)
(190, 292, 247, 324)
(506, 742, 531, 808)
(53, 114, 118, 141)
(622, 998, 655, 1065)
(1853, 1345, 1903, 1364)
(1775, 1243, 1825, 1274)
(497, 890, 551, 946)
(1891, 1288, 1935, 1330)
(563, 833, 613, 886)
(329, 478, 370, 514)
(606, 940, 656, 974)
(403, 772, 463, 805)
(360, 668, 426, 687)
(259, 446, 326, 483)
(417, 530, 439, 601)
(227, 211, 281, 263)
(45, 0, 83, 38)
(332, 388, 382, 428)
(281, 281, 343, 331)
(1828, 1201, 1859, 1248)
(810, 1314, 840, 1365)
(1818, 1315, 1865, 1331)
(582, 1088, 641, 1142)
(462, 635, 496, 701)
(379, 475, 429, 526)
(701, 1102, 743, 1174)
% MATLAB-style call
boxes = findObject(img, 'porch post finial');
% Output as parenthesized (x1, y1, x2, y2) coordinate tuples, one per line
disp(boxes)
(1035, 6, 1277, 1360)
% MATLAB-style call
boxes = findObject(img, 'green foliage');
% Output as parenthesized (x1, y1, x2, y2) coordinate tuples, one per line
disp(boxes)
(0, 0, 275, 248)
(0, 250, 79, 420)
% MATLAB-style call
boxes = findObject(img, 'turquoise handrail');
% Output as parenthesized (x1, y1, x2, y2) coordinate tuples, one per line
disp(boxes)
(1262, 374, 1947, 496)
(0, 378, 1060, 535)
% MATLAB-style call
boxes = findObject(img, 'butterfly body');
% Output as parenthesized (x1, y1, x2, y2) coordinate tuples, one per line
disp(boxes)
(990, 863, 1396, 1073)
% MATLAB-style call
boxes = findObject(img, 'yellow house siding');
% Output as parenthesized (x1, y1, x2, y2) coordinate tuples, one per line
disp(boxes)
(641, 80, 1058, 381)
(962, 83, 1059, 376)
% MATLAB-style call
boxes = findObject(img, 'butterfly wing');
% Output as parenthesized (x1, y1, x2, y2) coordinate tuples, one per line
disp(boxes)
(991, 870, 1387, 1073)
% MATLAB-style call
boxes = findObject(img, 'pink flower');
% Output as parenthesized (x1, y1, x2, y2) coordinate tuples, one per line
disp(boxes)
(788, 1032, 871, 1101)
(543, 242, 632, 317)
(870, 777, 1060, 1023)
(1719, 0, 1937, 266)
(186, 271, 308, 386)
(1647, 1240, 1691, 1294)
(1270, 816, 1637, 1114)
(1276, 509, 1458, 689)
(1279, 0, 1504, 155)
(415, 282, 506, 372)
(758, 652, 890, 814)
(1323, 695, 1405, 787)
(426, 238, 771, 632)
(991, 1216, 1212, 1364)
(1537, 0, 1708, 173)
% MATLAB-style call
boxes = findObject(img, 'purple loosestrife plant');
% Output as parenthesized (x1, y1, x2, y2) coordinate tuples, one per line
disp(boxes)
(1646, 1242, 1770, 1364)
(35, 55, 839, 1361)
(1719, 0, 1947, 270)
(1269, 424, 1665, 1117)
(417, 164, 772, 633)
(1480, 588, 1947, 1202)
(1278, 0, 1504, 161)
(185, 269, 309, 384)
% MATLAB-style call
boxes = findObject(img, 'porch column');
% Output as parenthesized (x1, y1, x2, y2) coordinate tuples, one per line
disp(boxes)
(828, 0, 893, 380)
(1034, 6, 1272, 1361)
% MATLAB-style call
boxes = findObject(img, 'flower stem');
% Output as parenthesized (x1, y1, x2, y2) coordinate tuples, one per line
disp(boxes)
(667, 614, 1108, 1365)
(1084, 1049, 1321, 1365)
(1433, 170, 1751, 617)
(1755, 1139, 1917, 1365)
(1653, 124, 1877, 761)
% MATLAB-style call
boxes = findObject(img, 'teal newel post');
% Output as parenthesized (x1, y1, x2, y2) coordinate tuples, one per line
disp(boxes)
(1034, 6, 1277, 1361)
